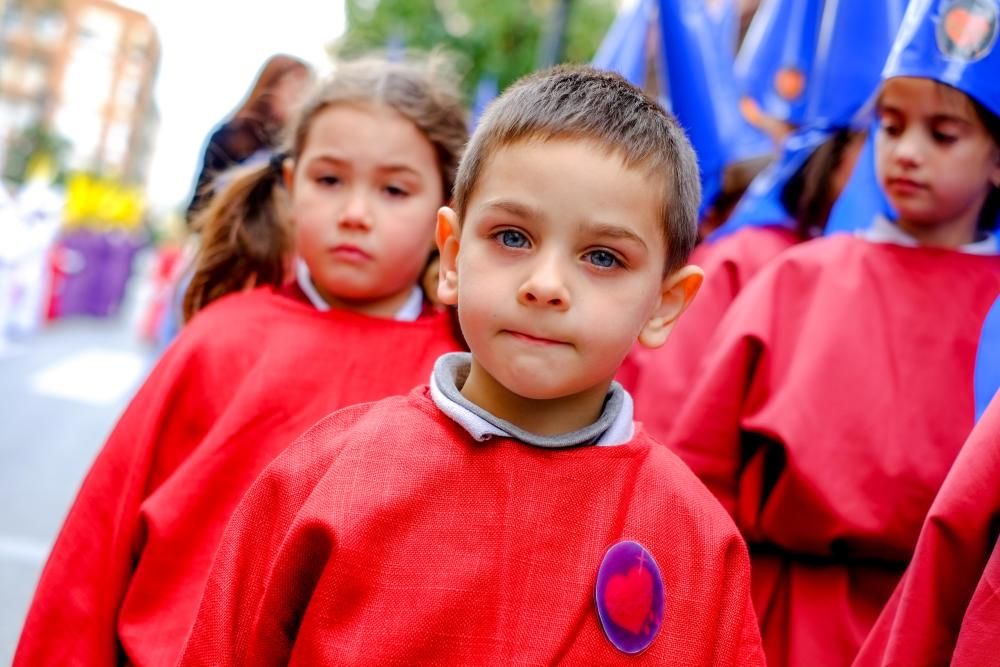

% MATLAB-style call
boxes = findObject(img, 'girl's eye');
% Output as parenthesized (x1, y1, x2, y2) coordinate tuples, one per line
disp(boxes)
(584, 249, 621, 269)
(932, 131, 958, 145)
(879, 123, 902, 138)
(316, 175, 340, 186)
(385, 185, 409, 197)
(496, 229, 530, 249)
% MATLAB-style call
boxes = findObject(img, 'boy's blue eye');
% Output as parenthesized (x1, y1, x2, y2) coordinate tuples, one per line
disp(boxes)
(497, 230, 529, 248)
(585, 249, 620, 269)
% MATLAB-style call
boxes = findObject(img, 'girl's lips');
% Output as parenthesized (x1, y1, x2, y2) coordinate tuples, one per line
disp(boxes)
(886, 177, 926, 195)
(328, 244, 372, 263)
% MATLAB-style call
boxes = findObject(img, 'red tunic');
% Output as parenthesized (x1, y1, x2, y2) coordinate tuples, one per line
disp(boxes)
(178, 389, 765, 666)
(664, 236, 1000, 667)
(14, 288, 460, 667)
(628, 225, 798, 437)
(853, 398, 1000, 667)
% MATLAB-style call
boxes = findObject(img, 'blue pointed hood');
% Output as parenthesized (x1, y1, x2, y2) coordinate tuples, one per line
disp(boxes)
(655, 0, 770, 208)
(592, 0, 654, 87)
(735, 0, 825, 125)
(884, 0, 1000, 116)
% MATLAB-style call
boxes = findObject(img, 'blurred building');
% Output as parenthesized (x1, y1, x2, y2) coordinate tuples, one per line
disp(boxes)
(0, 0, 160, 184)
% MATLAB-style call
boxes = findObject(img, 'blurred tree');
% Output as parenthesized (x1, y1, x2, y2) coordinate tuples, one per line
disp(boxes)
(2, 121, 69, 185)
(333, 0, 617, 96)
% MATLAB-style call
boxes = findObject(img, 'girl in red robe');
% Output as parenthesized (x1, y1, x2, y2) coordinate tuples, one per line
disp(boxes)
(629, 127, 862, 434)
(14, 56, 468, 667)
(665, 1, 1000, 664)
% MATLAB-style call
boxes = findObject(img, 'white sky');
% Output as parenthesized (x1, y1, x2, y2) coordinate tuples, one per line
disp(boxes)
(118, 1, 345, 210)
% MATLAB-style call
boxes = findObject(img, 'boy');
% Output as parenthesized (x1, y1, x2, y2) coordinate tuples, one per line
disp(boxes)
(179, 66, 764, 665)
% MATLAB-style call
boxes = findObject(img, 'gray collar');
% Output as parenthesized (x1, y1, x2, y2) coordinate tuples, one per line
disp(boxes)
(430, 352, 634, 448)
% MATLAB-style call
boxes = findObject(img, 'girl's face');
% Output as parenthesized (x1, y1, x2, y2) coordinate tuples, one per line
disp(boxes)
(876, 77, 1000, 245)
(286, 103, 444, 318)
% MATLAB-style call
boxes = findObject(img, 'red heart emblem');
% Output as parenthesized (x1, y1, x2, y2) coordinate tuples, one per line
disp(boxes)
(603, 564, 653, 634)
(945, 8, 992, 50)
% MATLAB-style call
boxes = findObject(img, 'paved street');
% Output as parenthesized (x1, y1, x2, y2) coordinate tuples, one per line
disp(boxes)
(0, 281, 158, 663)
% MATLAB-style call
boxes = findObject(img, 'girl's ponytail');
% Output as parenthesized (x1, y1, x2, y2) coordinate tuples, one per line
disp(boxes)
(182, 156, 290, 322)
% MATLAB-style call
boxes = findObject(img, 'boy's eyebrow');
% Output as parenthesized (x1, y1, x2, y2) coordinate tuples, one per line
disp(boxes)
(480, 199, 538, 219)
(582, 222, 649, 251)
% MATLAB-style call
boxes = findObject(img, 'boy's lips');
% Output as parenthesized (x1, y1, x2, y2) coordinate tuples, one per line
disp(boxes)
(503, 330, 570, 346)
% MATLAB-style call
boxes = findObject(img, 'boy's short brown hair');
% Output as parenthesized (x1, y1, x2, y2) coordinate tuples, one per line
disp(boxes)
(453, 65, 701, 273)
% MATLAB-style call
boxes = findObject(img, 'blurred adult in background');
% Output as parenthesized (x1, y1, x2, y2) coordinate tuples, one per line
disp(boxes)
(185, 54, 311, 224)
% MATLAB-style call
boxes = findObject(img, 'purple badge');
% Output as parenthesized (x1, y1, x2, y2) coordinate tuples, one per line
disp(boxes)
(595, 540, 665, 654)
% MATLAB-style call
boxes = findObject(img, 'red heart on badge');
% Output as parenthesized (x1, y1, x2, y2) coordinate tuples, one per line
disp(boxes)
(604, 565, 653, 634)
(945, 8, 992, 50)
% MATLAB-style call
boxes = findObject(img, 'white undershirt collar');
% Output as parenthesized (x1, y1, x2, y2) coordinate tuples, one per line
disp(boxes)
(858, 216, 998, 255)
(429, 353, 635, 447)
(296, 259, 424, 321)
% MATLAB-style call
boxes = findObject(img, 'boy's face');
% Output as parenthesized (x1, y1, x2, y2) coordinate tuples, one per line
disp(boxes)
(437, 138, 700, 401)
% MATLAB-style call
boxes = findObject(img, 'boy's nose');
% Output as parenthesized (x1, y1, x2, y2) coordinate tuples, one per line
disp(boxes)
(518, 256, 571, 310)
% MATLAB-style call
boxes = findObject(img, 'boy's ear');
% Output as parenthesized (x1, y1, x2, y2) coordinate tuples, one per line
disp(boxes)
(435, 206, 461, 306)
(638, 264, 704, 349)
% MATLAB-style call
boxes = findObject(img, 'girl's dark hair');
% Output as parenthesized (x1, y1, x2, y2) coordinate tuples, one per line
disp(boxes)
(781, 127, 861, 239)
(182, 159, 289, 322)
(235, 54, 310, 146)
(182, 54, 469, 323)
(971, 96, 1000, 231)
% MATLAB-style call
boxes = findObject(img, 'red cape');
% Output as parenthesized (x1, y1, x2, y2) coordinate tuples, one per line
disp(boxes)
(14, 288, 460, 667)
(628, 225, 798, 437)
(178, 388, 764, 666)
(665, 236, 1000, 667)
(853, 397, 1000, 666)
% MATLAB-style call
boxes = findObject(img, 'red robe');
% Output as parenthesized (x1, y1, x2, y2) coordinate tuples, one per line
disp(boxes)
(14, 288, 460, 667)
(178, 389, 765, 666)
(853, 397, 1000, 667)
(628, 225, 799, 437)
(664, 236, 1000, 667)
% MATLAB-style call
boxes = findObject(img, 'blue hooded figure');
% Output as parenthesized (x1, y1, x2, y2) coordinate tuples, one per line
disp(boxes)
(656, 0, 771, 209)
(716, 0, 908, 240)
(735, 0, 824, 126)
(829, 0, 1000, 235)
(593, 0, 768, 210)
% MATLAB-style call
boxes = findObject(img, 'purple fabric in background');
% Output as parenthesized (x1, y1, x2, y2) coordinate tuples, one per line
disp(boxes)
(56, 229, 145, 318)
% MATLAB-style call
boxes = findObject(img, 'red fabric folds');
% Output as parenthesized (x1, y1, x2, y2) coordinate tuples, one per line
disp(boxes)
(179, 389, 765, 666)
(665, 236, 1000, 667)
(853, 398, 1000, 667)
(629, 225, 798, 437)
(14, 288, 459, 667)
